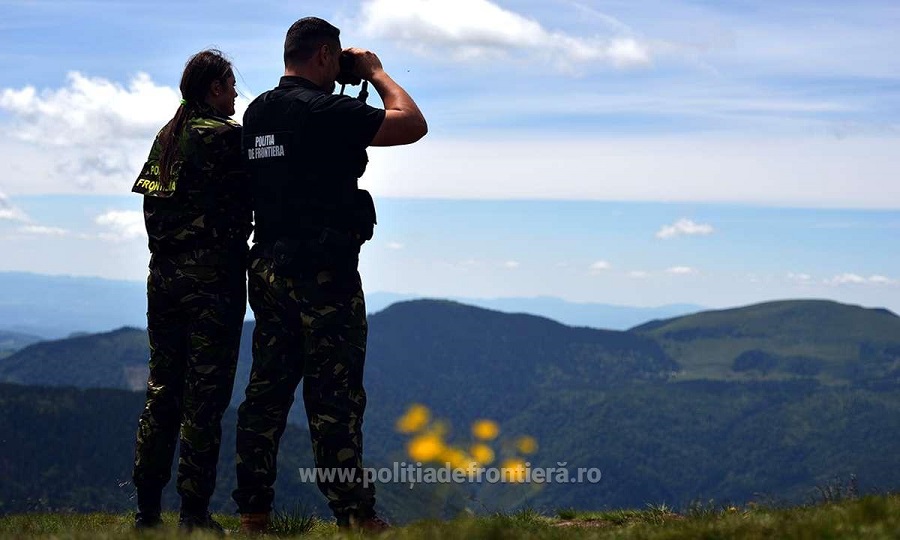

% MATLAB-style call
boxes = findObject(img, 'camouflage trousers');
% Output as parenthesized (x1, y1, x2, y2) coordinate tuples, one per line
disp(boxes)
(132, 249, 246, 514)
(233, 256, 374, 518)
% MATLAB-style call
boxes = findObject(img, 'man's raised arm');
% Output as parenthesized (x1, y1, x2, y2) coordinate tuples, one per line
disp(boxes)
(347, 48, 427, 147)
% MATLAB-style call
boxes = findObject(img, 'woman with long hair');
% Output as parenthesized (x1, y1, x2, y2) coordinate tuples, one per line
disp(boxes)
(130, 49, 251, 532)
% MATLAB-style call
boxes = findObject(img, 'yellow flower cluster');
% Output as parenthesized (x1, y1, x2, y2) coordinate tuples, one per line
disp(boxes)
(396, 404, 430, 433)
(395, 404, 538, 483)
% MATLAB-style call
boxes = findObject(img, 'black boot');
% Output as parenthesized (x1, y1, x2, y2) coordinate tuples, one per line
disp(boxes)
(337, 510, 390, 533)
(133, 512, 162, 530)
(135, 485, 162, 530)
(178, 512, 225, 535)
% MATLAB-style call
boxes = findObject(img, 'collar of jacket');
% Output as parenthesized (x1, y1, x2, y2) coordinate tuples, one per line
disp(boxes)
(189, 102, 235, 124)
(278, 75, 327, 92)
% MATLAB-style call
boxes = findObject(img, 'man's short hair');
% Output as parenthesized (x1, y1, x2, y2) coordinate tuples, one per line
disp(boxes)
(284, 17, 341, 67)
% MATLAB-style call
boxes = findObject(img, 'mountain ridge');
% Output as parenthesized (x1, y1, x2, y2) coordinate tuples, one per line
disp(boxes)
(1, 297, 899, 519)
(0, 271, 703, 337)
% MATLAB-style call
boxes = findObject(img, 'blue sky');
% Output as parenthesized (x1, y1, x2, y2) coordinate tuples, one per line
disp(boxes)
(1, 0, 899, 312)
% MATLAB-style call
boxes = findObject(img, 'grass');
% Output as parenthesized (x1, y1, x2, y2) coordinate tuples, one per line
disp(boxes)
(0, 494, 898, 539)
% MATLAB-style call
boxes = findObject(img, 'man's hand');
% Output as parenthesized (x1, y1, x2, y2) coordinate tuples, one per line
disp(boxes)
(344, 48, 384, 81)
(342, 47, 427, 146)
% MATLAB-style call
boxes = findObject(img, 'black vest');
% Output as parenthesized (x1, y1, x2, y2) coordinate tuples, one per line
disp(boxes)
(243, 77, 370, 245)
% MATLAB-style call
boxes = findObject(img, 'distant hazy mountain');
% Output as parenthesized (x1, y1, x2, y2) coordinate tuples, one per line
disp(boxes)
(0, 272, 147, 338)
(0, 327, 150, 391)
(0, 272, 701, 338)
(0, 330, 42, 358)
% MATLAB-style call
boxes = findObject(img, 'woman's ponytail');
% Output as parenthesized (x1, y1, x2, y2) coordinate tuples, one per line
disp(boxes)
(157, 50, 233, 185)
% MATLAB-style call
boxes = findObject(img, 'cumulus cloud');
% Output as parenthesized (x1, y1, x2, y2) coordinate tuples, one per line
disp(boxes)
(666, 266, 697, 275)
(1, 72, 176, 145)
(0, 72, 249, 194)
(387, 241, 405, 250)
(825, 273, 895, 286)
(0, 191, 29, 222)
(358, 0, 651, 70)
(18, 225, 71, 237)
(0, 72, 174, 193)
(656, 218, 714, 239)
(629, 270, 650, 279)
(787, 272, 813, 285)
(95, 210, 146, 242)
(503, 260, 520, 269)
(589, 260, 611, 274)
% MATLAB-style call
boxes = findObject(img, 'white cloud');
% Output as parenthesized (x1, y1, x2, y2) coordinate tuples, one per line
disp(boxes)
(589, 260, 611, 274)
(825, 273, 896, 286)
(95, 210, 146, 242)
(0, 72, 175, 145)
(359, 0, 652, 70)
(504, 260, 520, 269)
(0, 72, 172, 194)
(387, 241, 405, 250)
(0, 72, 249, 195)
(18, 225, 71, 237)
(629, 270, 650, 279)
(666, 266, 696, 275)
(787, 272, 813, 285)
(364, 136, 900, 209)
(656, 218, 714, 239)
(0, 191, 29, 222)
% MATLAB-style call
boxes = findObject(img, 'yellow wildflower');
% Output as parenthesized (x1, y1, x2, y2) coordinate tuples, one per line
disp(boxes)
(440, 447, 472, 470)
(515, 435, 538, 454)
(407, 433, 444, 462)
(469, 443, 495, 465)
(395, 404, 430, 433)
(471, 419, 500, 440)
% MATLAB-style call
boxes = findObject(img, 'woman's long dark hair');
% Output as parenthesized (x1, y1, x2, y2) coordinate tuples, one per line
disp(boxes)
(158, 49, 234, 184)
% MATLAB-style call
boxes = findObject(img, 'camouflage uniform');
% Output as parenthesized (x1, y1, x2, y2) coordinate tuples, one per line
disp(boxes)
(232, 75, 384, 521)
(131, 105, 251, 516)
(233, 254, 374, 518)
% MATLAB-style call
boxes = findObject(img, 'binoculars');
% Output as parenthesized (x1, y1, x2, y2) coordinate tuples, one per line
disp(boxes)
(336, 52, 361, 86)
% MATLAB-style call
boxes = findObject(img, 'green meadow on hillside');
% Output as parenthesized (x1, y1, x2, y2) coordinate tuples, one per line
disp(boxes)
(1, 493, 898, 539)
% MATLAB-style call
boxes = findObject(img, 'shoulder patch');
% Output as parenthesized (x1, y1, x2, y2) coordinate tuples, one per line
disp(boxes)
(132, 159, 178, 198)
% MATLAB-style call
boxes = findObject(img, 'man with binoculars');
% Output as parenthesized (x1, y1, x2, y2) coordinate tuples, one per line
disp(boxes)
(233, 16, 427, 533)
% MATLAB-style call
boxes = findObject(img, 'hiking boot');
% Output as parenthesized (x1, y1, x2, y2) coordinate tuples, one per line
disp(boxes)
(178, 513, 225, 535)
(338, 513, 391, 533)
(354, 514, 391, 533)
(240, 512, 271, 534)
(134, 512, 162, 530)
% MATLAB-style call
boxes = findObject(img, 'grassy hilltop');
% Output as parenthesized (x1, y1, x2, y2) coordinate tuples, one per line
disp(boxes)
(1, 493, 898, 539)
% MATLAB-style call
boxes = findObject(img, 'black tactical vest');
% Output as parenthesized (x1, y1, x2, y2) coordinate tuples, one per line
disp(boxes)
(243, 77, 372, 245)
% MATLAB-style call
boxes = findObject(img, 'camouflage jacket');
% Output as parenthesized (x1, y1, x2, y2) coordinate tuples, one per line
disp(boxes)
(133, 106, 252, 258)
